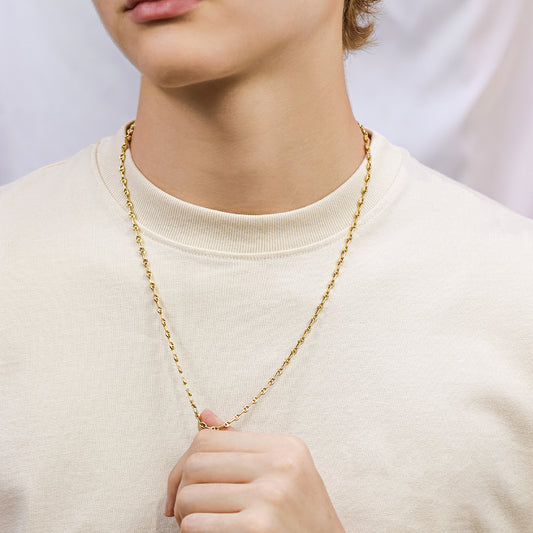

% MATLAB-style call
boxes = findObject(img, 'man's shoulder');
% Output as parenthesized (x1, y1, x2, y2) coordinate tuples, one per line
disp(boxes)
(0, 141, 99, 235)
(385, 147, 533, 335)
(1, 159, 66, 207)
(379, 140, 533, 299)
(397, 149, 533, 241)
(1, 141, 96, 203)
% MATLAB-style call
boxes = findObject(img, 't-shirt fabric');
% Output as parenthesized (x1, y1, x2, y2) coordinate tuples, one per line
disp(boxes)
(1, 121, 533, 532)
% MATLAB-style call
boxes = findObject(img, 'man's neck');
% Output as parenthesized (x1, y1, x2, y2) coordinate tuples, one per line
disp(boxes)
(129, 52, 366, 215)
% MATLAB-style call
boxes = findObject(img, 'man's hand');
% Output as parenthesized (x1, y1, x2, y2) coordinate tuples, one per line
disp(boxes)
(164, 409, 345, 532)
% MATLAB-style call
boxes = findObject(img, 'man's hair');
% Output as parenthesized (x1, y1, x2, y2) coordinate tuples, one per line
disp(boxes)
(342, 0, 380, 51)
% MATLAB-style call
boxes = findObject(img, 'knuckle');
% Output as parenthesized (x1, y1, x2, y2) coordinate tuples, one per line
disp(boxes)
(265, 483, 287, 506)
(286, 434, 307, 453)
(270, 450, 302, 476)
(254, 479, 287, 506)
(245, 510, 277, 533)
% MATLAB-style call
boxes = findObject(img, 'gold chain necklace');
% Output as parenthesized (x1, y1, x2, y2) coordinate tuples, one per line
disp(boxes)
(119, 120, 372, 430)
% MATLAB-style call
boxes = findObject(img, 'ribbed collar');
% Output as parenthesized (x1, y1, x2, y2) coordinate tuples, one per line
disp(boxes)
(94, 120, 404, 255)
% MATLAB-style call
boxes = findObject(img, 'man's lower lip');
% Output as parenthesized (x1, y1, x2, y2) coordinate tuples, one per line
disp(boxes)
(127, 0, 202, 23)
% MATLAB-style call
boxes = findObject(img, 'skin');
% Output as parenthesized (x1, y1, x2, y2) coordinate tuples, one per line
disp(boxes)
(93, 0, 361, 528)
(92, 0, 366, 214)
(165, 409, 346, 532)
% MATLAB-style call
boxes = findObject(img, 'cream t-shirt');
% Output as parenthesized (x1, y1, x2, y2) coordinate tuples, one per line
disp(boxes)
(1, 122, 533, 532)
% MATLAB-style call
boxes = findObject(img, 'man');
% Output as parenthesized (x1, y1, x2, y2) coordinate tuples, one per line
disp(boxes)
(1, 1, 532, 531)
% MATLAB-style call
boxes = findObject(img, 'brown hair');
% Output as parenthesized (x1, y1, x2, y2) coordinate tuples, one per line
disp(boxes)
(342, 0, 380, 51)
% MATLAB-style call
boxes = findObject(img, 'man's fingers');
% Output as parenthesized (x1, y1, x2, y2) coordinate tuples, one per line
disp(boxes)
(166, 410, 235, 517)
(165, 451, 191, 517)
(179, 512, 243, 533)
(180, 451, 264, 485)
(192, 427, 303, 454)
(167, 410, 295, 519)
(174, 483, 248, 521)
(197, 409, 237, 431)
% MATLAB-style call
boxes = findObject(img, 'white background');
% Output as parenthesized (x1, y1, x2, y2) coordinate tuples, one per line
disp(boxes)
(2, 0, 532, 217)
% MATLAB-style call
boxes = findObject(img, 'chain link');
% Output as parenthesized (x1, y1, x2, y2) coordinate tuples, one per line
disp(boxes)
(119, 120, 372, 430)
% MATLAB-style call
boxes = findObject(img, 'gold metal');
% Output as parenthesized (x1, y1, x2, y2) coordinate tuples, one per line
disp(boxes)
(119, 120, 372, 430)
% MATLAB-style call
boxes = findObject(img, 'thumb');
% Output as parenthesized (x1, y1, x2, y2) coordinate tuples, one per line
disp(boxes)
(198, 409, 237, 431)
